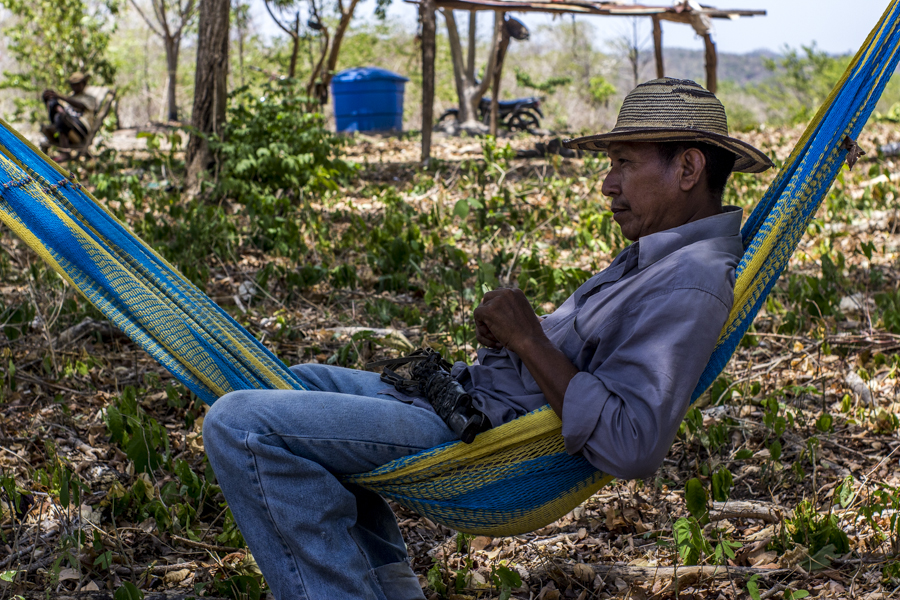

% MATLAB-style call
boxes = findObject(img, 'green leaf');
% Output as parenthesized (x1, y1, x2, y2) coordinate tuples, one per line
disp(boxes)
(494, 564, 521, 588)
(837, 476, 855, 509)
(453, 199, 470, 219)
(59, 469, 70, 509)
(816, 413, 834, 432)
(734, 448, 754, 460)
(427, 563, 447, 595)
(801, 543, 837, 572)
(711, 467, 734, 502)
(114, 582, 144, 600)
(746, 574, 761, 600)
(685, 478, 709, 523)
(0, 571, 17, 583)
(768, 440, 783, 462)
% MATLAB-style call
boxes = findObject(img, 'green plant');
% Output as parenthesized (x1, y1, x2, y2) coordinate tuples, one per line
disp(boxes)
(105, 386, 169, 474)
(211, 79, 355, 257)
(860, 482, 900, 554)
(114, 582, 144, 600)
(781, 500, 849, 567)
(514, 68, 571, 95)
(752, 44, 849, 124)
(490, 564, 521, 600)
(588, 76, 617, 106)
(711, 467, 733, 502)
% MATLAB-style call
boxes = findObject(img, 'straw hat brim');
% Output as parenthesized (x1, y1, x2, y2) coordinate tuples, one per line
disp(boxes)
(563, 127, 773, 174)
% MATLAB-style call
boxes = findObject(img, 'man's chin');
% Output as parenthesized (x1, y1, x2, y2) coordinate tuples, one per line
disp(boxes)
(613, 213, 638, 241)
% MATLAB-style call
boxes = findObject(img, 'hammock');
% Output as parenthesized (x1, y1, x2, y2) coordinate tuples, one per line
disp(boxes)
(1, 1, 899, 537)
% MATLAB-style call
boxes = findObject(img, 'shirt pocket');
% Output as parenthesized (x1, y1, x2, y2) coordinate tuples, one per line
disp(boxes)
(556, 319, 587, 361)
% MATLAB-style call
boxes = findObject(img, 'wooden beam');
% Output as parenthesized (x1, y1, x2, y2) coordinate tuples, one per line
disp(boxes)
(490, 12, 510, 136)
(651, 14, 664, 79)
(421, 0, 437, 162)
(703, 32, 717, 94)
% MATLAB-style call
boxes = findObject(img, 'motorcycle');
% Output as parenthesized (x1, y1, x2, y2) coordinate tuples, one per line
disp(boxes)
(437, 96, 543, 132)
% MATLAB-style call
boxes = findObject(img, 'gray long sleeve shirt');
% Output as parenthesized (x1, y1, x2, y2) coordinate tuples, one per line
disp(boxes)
(451, 207, 744, 480)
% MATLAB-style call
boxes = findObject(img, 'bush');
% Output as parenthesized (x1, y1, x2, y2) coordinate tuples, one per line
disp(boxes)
(211, 79, 355, 256)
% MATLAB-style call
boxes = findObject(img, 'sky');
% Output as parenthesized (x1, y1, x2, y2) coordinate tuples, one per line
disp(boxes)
(247, 0, 891, 56)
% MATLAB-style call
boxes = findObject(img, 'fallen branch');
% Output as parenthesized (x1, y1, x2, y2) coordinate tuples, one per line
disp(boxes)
(170, 534, 240, 554)
(322, 326, 415, 351)
(709, 500, 783, 523)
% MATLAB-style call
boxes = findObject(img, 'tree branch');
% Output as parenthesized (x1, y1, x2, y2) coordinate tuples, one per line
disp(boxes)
(128, 0, 164, 38)
(263, 0, 298, 39)
(442, 9, 466, 103)
(325, 0, 361, 79)
(474, 11, 503, 99)
(466, 10, 476, 81)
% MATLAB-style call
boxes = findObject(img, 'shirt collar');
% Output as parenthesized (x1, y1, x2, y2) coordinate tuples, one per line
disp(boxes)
(636, 205, 743, 270)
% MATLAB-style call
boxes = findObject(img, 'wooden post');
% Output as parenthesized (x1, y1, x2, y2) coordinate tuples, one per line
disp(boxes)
(420, 0, 437, 162)
(702, 32, 717, 94)
(652, 15, 664, 79)
(490, 12, 510, 137)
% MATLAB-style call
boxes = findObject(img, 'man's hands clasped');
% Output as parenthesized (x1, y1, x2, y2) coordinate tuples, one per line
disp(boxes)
(473, 288, 546, 353)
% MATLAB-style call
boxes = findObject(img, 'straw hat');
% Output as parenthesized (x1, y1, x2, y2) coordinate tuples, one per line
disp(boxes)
(564, 78, 773, 173)
(68, 72, 90, 85)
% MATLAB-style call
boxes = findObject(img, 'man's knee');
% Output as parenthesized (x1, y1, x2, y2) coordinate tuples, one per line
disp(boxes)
(203, 391, 252, 457)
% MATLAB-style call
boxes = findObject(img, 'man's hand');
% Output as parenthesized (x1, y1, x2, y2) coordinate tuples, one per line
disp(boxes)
(473, 288, 544, 353)
(474, 288, 579, 418)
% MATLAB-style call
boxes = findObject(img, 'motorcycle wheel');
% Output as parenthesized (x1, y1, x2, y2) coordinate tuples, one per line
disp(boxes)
(507, 109, 540, 133)
(436, 110, 459, 125)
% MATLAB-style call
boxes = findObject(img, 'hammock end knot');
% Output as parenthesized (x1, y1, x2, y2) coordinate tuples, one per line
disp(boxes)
(841, 135, 866, 170)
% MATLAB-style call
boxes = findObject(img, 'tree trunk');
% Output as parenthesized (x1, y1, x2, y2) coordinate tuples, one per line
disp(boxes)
(420, 0, 436, 162)
(443, 9, 502, 133)
(288, 14, 299, 78)
(186, 0, 230, 193)
(321, 0, 361, 99)
(164, 35, 180, 122)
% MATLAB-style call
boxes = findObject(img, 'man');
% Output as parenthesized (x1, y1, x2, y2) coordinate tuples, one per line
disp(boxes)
(202, 78, 773, 600)
(41, 72, 98, 152)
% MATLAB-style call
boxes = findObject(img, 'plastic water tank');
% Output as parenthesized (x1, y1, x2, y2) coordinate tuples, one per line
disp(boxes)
(332, 67, 409, 133)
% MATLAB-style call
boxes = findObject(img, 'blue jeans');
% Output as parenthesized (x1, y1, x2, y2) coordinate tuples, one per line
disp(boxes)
(203, 364, 457, 600)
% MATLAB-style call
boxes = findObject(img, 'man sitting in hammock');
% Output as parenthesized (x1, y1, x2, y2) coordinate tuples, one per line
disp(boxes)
(202, 78, 773, 600)
(40, 72, 98, 154)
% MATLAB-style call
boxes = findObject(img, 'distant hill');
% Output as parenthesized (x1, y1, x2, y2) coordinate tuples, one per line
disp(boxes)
(660, 48, 781, 85)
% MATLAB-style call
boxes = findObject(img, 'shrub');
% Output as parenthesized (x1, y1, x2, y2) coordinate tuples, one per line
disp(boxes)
(211, 79, 355, 256)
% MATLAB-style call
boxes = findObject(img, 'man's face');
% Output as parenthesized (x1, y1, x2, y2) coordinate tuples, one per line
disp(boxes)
(601, 142, 686, 242)
(70, 81, 86, 94)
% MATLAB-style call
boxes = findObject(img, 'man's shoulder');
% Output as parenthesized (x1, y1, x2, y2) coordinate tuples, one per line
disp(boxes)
(653, 234, 741, 300)
(72, 93, 98, 109)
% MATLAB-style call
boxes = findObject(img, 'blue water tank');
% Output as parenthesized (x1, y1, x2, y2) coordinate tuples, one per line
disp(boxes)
(332, 67, 409, 133)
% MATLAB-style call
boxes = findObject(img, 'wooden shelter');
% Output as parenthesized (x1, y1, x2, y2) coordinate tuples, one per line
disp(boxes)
(414, 0, 766, 160)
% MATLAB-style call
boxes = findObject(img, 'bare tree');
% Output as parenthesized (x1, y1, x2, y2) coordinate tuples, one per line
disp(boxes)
(443, 10, 505, 133)
(305, 0, 362, 105)
(186, 0, 229, 191)
(262, 0, 303, 78)
(129, 0, 198, 122)
(259, 0, 365, 107)
(609, 17, 652, 90)
(232, 0, 250, 87)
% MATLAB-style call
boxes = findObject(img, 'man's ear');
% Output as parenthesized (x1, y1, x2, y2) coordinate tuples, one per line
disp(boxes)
(678, 147, 707, 193)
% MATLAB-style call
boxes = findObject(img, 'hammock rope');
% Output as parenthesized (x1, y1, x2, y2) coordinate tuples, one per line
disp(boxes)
(1, 0, 899, 537)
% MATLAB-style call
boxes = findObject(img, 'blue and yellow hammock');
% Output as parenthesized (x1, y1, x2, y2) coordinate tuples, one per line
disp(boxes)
(2, 1, 900, 537)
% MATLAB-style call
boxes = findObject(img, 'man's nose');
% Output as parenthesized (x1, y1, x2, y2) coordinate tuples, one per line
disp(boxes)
(601, 169, 619, 198)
